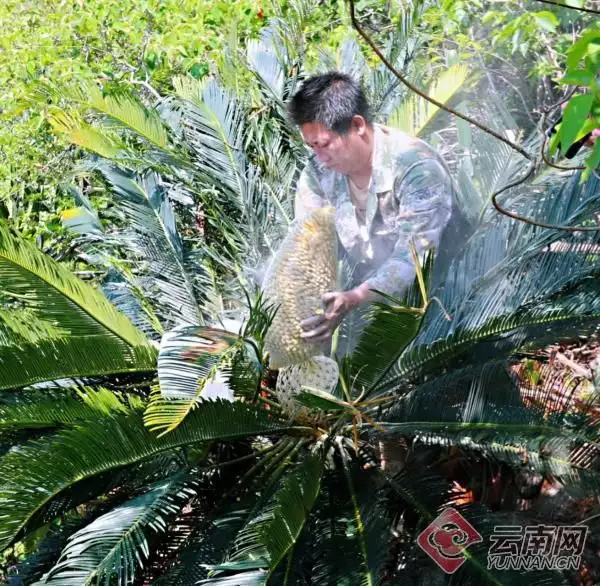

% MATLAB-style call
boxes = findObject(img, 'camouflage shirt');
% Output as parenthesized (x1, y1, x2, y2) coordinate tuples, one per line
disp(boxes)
(294, 124, 453, 296)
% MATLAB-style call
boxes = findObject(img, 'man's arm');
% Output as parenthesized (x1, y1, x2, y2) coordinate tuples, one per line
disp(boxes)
(364, 158, 453, 299)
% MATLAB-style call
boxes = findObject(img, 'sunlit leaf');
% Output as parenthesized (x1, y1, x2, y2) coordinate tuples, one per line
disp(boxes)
(558, 94, 594, 156)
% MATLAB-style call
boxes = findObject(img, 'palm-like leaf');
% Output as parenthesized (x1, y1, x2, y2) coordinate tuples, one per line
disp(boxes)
(57, 82, 170, 151)
(173, 77, 248, 200)
(0, 387, 138, 430)
(373, 172, 600, 393)
(219, 454, 323, 580)
(0, 222, 155, 390)
(343, 255, 434, 395)
(144, 326, 240, 436)
(387, 63, 470, 136)
(454, 96, 530, 222)
(0, 401, 305, 550)
(94, 164, 205, 327)
(33, 475, 195, 586)
(48, 110, 122, 159)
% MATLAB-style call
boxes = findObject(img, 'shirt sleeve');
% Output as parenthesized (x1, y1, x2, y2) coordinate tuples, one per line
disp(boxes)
(366, 158, 453, 297)
(294, 167, 326, 221)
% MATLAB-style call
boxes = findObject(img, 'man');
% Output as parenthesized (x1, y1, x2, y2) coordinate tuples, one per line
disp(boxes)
(287, 71, 454, 345)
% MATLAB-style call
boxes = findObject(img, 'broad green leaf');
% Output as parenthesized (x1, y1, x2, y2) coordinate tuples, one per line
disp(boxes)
(559, 70, 594, 86)
(533, 11, 559, 33)
(548, 129, 561, 155)
(574, 118, 600, 143)
(567, 30, 600, 70)
(558, 94, 594, 156)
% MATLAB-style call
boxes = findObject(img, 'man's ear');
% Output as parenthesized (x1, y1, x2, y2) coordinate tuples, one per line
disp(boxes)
(352, 115, 368, 136)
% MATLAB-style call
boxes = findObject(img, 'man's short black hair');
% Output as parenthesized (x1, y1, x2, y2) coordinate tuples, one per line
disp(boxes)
(288, 71, 372, 135)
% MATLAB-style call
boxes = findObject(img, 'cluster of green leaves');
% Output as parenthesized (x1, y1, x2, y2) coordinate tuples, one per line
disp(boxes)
(0, 0, 272, 250)
(550, 26, 600, 180)
(422, 0, 593, 77)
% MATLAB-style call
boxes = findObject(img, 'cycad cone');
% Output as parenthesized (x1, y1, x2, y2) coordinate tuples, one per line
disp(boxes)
(262, 206, 340, 416)
(263, 206, 338, 368)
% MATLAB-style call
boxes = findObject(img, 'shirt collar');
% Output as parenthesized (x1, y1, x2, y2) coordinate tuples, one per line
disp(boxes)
(371, 124, 395, 193)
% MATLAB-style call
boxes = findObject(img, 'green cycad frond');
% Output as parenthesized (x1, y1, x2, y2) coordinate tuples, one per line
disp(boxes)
(173, 77, 247, 199)
(336, 443, 377, 586)
(375, 421, 599, 477)
(0, 336, 156, 391)
(342, 254, 434, 395)
(169, 77, 285, 272)
(151, 504, 248, 586)
(0, 307, 66, 344)
(34, 475, 195, 586)
(279, 466, 372, 585)
(224, 454, 323, 577)
(387, 64, 470, 136)
(95, 164, 205, 327)
(455, 97, 525, 221)
(0, 400, 301, 551)
(0, 387, 136, 431)
(48, 110, 123, 158)
(259, 454, 323, 572)
(144, 326, 240, 436)
(371, 171, 600, 392)
(385, 278, 600, 390)
(0, 221, 155, 389)
(63, 82, 170, 150)
(247, 25, 286, 102)
(0, 222, 148, 347)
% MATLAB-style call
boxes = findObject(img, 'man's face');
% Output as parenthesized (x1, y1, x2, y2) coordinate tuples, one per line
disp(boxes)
(299, 121, 361, 174)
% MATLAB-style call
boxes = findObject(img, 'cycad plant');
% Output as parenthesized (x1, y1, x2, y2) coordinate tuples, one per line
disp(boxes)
(1, 2, 600, 585)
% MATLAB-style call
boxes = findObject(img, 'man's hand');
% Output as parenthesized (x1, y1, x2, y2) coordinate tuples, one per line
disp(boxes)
(300, 283, 379, 343)
(300, 291, 355, 343)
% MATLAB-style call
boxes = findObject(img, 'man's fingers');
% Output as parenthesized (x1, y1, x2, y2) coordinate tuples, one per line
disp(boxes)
(322, 291, 338, 304)
(300, 322, 331, 340)
(300, 315, 325, 330)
